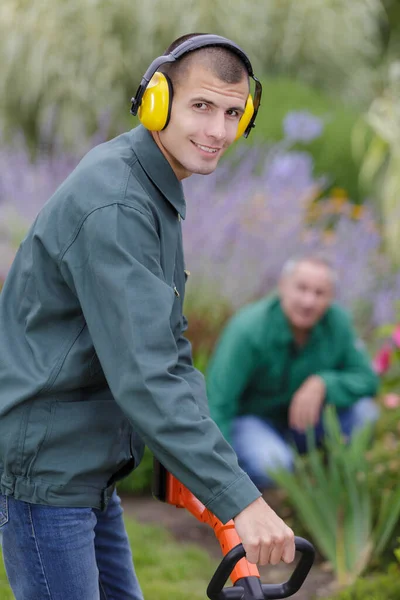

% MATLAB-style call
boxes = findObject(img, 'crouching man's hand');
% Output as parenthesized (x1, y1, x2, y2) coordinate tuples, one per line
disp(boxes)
(233, 497, 295, 565)
(288, 374, 326, 433)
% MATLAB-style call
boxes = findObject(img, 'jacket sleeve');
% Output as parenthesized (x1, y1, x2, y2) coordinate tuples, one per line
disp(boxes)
(206, 317, 258, 443)
(316, 316, 379, 409)
(175, 315, 209, 417)
(60, 203, 260, 523)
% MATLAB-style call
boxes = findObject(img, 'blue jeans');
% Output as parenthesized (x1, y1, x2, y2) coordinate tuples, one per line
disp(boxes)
(0, 490, 144, 600)
(232, 398, 380, 490)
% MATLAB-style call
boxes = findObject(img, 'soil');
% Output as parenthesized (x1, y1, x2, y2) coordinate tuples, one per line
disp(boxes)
(120, 490, 336, 600)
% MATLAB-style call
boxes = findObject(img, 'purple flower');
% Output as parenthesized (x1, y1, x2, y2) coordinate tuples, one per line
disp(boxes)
(283, 111, 324, 144)
(0, 115, 398, 341)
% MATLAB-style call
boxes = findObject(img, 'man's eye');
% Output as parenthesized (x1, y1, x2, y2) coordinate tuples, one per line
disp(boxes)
(227, 109, 240, 118)
(194, 102, 208, 110)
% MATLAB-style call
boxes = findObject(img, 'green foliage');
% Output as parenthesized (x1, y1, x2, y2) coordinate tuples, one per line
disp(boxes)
(0, 0, 386, 150)
(365, 405, 400, 568)
(352, 63, 400, 265)
(0, 559, 13, 600)
(270, 406, 400, 587)
(117, 446, 154, 495)
(246, 77, 363, 201)
(324, 565, 400, 600)
(247, 0, 385, 106)
(383, 0, 400, 47)
(0, 516, 214, 599)
(326, 542, 400, 598)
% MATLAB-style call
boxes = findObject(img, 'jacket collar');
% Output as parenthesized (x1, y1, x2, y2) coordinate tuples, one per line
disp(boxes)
(129, 125, 186, 220)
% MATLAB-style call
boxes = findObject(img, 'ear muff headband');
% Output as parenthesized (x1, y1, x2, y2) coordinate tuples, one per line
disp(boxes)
(131, 34, 262, 138)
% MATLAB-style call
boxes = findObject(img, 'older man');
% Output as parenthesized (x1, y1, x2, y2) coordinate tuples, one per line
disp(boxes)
(207, 255, 379, 490)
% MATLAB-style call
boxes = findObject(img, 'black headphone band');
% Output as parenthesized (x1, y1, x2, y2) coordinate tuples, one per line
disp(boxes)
(168, 35, 254, 76)
(130, 34, 262, 138)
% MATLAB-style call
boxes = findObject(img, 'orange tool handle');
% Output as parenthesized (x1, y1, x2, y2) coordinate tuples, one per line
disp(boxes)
(153, 461, 260, 585)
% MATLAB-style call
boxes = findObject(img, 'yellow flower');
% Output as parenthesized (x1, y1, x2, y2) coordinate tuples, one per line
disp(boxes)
(331, 187, 348, 199)
(351, 204, 364, 220)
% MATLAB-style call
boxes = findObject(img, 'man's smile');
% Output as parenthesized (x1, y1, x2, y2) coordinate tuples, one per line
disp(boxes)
(191, 141, 221, 154)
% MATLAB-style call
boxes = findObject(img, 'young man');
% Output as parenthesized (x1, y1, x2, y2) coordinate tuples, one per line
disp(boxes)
(207, 255, 380, 491)
(0, 34, 295, 599)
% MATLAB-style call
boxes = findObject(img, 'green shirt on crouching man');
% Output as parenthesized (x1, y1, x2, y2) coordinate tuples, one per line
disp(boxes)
(206, 295, 379, 444)
(0, 125, 261, 522)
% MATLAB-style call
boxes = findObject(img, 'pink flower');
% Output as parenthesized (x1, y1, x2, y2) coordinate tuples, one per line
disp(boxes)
(383, 393, 400, 409)
(373, 344, 392, 374)
(392, 325, 400, 348)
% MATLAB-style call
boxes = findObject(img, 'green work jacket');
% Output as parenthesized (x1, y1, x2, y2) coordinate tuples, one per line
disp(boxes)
(0, 126, 260, 522)
(207, 295, 379, 443)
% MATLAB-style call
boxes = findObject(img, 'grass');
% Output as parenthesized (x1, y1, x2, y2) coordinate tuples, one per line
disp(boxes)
(0, 517, 214, 599)
(0, 553, 13, 600)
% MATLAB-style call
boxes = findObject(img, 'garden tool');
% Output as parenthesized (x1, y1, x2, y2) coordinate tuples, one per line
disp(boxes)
(153, 459, 315, 599)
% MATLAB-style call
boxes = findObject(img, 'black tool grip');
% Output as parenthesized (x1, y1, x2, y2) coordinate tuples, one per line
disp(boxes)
(207, 536, 315, 600)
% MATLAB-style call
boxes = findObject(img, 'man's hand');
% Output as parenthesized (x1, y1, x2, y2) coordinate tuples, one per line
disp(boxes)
(288, 375, 326, 432)
(233, 497, 295, 565)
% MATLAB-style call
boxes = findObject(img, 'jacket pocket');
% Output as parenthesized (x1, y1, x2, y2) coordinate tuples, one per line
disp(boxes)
(106, 428, 145, 487)
(27, 397, 132, 487)
(0, 494, 8, 527)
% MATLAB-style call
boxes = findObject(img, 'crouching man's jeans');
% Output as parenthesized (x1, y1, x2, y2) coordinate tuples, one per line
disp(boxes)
(232, 397, 380, 491)
(0, 489, 144, 600)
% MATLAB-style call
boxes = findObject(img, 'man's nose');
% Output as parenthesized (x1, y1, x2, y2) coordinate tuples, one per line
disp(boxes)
(205, 111, 226, 141)
(302, 292, 317, 308)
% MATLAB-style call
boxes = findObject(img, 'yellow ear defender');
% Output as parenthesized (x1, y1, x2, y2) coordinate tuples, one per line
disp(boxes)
(131, 34, 262, 140)
(137, 72, 173, 132)
(235, 94, 254, 141)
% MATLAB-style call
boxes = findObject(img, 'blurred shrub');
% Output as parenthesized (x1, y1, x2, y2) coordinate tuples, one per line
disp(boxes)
(183, 304, 233, 371)
(248, 0, 385, 106)
(372, 319, 400, 394)
(250, 77, 363, 202)
(0, 0, 386, 149)
(324, 534, 400, 599)
(364, 403, 400, 569)
(323, 565, 400, 600)
(270, 407, 400, 587)
(352, 62, 400, 266)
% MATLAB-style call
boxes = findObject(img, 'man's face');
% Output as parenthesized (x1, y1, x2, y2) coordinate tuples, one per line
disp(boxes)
(155, 63, 249, 180)
(279, 262, 334, 331)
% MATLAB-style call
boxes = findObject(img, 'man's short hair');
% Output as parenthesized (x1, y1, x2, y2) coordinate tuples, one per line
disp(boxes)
(281, 254, 338, 287)
(160, 33, 249, 88)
